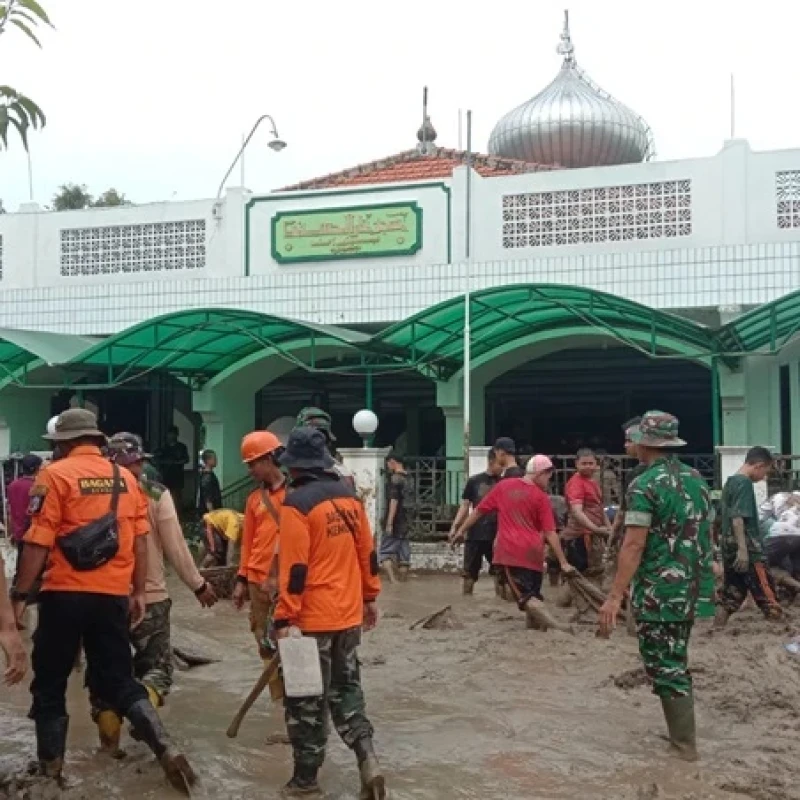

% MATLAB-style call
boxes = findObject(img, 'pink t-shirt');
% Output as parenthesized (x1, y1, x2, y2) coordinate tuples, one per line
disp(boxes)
(477, 478, 555, 572)
(7, 476, 34, 541)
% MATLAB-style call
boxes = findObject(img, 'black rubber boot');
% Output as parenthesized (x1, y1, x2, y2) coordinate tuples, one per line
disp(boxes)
(125, 699, 196, 794)
(354, 737, 386, 800)
(462, 577, 476, 595)
(660, 694, 698, 761)
(281, 764, 321, 796)
(34, 716, 69, 780)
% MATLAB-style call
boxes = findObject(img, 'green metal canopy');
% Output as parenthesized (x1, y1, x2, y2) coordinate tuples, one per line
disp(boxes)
(0, 327, 101, 383)
(373, 284, 717, 378)
(66, 308, 373, 386)
(716, 289, 800, 354)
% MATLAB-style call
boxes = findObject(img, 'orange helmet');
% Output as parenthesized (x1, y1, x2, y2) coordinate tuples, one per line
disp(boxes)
(241, 431, 282, 464)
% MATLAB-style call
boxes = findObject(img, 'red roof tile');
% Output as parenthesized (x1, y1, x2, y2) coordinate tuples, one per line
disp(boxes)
(278, 147, 557, 191)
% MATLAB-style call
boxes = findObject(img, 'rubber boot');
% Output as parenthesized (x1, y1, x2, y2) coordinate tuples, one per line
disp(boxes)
(525, 611, 546, 631)
(713, 606, 731, 630)
(354, 737, 386, 800)
(130, 684, 163, 742)
(397, 564, 410, 583)
(125, 699, 196, 795)
(281, 764, 321, 796)
(660, 694, 698, 761)
(381, 559, 396, 584)
(34, 716, 69, 780)
(524, 601, 575, 635)
(94, 708, 124, 757)
(462, 577, 476, 596)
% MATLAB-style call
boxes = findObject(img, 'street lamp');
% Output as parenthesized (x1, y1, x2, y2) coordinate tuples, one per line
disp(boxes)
(353, 409, 379, 449)
(216, 114, 286, 200)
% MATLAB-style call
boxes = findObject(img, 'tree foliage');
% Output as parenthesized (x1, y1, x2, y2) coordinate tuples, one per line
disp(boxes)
(51, 184, 132, 211)
(0, 0, 51, 151)
(52, 183, 92, 211)
(93, 188, 129, 208)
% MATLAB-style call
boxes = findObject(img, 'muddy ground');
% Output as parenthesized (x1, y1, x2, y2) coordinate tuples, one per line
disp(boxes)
(0, 575, 798, 799)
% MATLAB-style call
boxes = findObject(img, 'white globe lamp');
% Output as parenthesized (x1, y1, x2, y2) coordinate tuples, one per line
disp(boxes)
(353, 409, 379, 448)
(46, 416, 60, 437)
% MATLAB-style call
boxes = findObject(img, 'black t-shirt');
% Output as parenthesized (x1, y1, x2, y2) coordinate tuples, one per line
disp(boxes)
(386, 472, 413, 539)
(155, 441, 190, 491)
(197, 469, 222, 513)
(463, 472, 499, 541)
(501, 465, 525, 479)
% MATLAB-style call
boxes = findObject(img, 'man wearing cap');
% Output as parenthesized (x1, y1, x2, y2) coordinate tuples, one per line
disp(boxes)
(454, 454, 576, 632)
(88, 433, 217, 755)
(494, 437, 524, 478)
(599, 410, 714, 762)
(234, 430, 286, 702)
(295, 406, 355, 491)
(12, 409, 195, 792)
(274, 427, 384, 799)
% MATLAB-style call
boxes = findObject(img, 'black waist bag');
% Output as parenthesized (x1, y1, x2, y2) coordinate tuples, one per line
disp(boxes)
(58, 463, 122, 571)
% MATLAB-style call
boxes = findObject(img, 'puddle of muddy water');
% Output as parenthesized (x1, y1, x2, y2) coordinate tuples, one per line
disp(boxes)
(1, 575, 799, 799)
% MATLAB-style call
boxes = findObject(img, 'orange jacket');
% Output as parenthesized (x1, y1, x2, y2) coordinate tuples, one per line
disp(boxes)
(24, 445, 149, 596)
(238, 483, 286, 585)
(274, 473, 380, 633)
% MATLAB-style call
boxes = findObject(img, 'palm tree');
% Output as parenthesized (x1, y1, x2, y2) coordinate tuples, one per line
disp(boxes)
(0, 0, 51, 150)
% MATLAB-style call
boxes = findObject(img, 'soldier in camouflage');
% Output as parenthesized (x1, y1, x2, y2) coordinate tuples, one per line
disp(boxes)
(599, 411, 714, 762)
(89, 433, 217, 756)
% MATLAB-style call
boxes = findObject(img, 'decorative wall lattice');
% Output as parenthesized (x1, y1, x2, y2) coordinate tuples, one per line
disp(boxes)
(776, 171, 800, 229)
(502, 179, 692, 248)
(60, 220, 207, 277)
(0, 234, 3, 280)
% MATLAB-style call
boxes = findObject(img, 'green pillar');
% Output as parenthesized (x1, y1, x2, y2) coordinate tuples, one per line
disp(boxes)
(790, 361, 800, 455)
(365, 370, 374, 411)
(0, 388, 53, 453)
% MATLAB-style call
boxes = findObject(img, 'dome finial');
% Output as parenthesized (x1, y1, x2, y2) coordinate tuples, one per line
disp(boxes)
(417, 85, 437, 154)
(556, 9, 575, 64)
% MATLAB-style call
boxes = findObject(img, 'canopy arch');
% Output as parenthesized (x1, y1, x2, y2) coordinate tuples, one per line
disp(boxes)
(716, 289, 800, 354)
(374, 283, 715, 378)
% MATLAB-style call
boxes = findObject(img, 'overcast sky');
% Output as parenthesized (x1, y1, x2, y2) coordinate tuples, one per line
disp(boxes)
(1, 0, 797, 210)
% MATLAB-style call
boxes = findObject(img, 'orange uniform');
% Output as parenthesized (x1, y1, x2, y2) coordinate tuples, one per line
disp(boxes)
(238, 483, 286, 585)
(24, 445, 149, 596)
(275, 474, 380, 633)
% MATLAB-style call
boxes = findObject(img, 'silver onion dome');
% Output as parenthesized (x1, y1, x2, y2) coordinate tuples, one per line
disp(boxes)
(488, 11, 654, 168)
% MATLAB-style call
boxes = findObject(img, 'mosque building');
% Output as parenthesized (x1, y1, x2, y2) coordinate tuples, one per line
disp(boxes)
(0, 12, 799, 502)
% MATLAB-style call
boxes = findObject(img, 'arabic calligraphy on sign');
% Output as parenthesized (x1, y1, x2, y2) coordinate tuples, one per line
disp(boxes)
(271, 202, 423, 263)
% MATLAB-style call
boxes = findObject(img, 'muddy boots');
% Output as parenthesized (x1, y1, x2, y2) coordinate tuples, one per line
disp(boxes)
(355, 737, 386, 800)
(397, 564, 410, 583)
(126, 698, 196, 794)
(660, 694, 698, 761)
(462, 577, 476, 595)
(34, 716, 69, 781)
(281, 765, 321, 796)
(524, 600, 575, 635)
(94, 708, 124, 757)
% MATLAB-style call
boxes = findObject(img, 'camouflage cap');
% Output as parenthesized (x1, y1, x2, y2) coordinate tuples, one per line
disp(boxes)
(107, 432, 153, 465)
(629, 410, 686, 448)
(295, 406, 336, 442)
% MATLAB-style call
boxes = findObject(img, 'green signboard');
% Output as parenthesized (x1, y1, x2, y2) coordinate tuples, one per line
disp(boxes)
(271, 202, 423, 264)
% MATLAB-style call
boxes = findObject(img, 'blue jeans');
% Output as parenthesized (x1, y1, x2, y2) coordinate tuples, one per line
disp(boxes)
(379, 535, 411, 567)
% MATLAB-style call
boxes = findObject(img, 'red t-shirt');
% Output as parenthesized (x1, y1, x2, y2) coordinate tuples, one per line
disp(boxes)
(476, 478, 555, 572)
(563, 473, 605, 540)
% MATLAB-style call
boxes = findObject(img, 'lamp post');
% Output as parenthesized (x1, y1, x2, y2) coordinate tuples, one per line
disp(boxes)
(353, 409, 379, 449)
(216, 114, 287, 200)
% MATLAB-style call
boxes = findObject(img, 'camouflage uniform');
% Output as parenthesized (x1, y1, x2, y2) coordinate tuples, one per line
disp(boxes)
(284, 627, 374, 771)
(129, 598, 173, 698)
(626, 426, 714, 699)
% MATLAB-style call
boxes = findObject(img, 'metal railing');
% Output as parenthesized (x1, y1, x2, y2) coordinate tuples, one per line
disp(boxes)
(769, 455, 800, 494)
(220, 474, 253, 512)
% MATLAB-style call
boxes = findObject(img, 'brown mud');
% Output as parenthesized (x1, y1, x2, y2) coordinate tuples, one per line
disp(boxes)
(1, 575, 799, 799)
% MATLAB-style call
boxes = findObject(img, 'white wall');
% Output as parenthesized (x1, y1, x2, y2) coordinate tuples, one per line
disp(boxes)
(3, 140, 800, 334)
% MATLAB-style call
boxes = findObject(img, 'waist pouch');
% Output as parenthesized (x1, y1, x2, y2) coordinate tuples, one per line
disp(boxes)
(58, 464, 122, 571)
